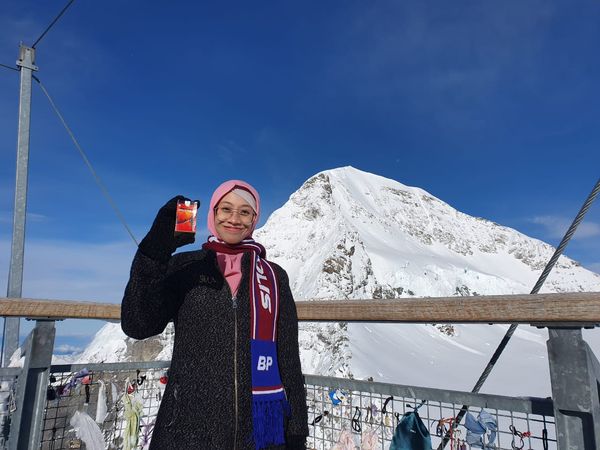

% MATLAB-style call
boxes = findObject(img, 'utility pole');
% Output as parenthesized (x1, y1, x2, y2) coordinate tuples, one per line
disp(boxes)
(2, 45, 38, 367)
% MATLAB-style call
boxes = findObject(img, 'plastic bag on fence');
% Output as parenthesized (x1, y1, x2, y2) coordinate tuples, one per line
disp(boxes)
(389, 411, 432, 450)
(69, 410, 105, 450)
(96, 380, 107, 424)
(330, 429, 355, 450)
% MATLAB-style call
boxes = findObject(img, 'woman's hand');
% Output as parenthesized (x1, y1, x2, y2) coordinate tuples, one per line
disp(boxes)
(138, 196, 197, 262)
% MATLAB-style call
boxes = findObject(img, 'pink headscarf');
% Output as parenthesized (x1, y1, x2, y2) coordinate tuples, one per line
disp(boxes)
(207, 179, 261, 240)
(206, 180, 261, 296)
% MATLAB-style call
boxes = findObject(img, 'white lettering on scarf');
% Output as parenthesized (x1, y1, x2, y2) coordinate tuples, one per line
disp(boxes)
(256, 260, 272, 313)
(257, 356, 273, 371)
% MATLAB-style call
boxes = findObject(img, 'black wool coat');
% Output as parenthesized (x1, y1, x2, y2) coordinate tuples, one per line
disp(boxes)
(121, 249, 309, 449)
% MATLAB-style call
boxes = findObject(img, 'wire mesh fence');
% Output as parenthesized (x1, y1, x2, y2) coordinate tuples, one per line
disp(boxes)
(41, 362, 169, 450)
(0, 371, 19, 450)
(0, 362, 557, 449)
(304, 375, 556, 450)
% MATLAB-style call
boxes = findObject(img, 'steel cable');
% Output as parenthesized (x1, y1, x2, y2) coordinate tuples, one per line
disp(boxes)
(32, 0, 76, 49)
(438, 176, 600, 450)
(33, 75, 139, 246)
(0, 63, 20, 73)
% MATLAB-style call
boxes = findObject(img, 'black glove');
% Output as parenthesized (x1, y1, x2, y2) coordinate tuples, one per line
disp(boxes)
(138, 196, 197, 262)
(285, 435, 307, 450)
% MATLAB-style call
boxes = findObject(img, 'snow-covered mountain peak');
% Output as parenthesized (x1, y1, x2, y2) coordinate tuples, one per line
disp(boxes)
(256, 166, 599, 300)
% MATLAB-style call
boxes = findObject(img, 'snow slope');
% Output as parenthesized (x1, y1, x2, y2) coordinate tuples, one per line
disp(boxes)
(75, 166, 600, 397)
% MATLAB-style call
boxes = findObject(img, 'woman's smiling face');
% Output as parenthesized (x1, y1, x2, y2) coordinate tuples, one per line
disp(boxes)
(214, 192, 256, 244)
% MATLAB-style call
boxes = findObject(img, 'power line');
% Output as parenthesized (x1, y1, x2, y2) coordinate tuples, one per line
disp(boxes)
(32, 0, 76, 49)
(32, 75, 139, 246)
(0, 63, 20, 72)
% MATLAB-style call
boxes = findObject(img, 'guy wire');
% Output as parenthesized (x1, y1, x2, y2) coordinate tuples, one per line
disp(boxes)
(32, 0, 76, 49)
(33, 75, 139, 246)
(0, 63, 20, 72)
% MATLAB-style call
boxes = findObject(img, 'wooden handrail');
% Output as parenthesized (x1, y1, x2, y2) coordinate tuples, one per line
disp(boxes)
(296, 292, 600, 324)
(1, 292, 599, 324)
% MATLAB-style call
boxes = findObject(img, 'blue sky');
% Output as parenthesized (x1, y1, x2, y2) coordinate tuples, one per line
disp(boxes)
(1, 0, 599, 348)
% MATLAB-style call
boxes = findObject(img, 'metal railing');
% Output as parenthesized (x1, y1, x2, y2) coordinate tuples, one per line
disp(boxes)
(41, 362, 170, 450)
(4, 361, 559, 449)
(305, 374, 556, 449)
(0, 294, 599, 449)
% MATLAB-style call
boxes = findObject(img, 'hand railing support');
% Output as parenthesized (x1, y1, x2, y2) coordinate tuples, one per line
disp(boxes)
(8, 320, 55, 450)
(547, 327, 600, 450)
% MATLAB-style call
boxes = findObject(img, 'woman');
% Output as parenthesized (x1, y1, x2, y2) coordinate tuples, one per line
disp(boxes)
(121, 180, 309, 449)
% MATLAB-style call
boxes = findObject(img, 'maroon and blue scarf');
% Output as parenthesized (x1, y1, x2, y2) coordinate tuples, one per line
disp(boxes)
(203, 236, 290, 449)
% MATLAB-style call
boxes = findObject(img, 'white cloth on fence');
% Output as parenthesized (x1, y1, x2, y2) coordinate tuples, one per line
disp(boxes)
(70, 410, 105, 450)
(95, 380, 107, 424)
(123, 382, 143, 450)
(111, 382, 118, 407)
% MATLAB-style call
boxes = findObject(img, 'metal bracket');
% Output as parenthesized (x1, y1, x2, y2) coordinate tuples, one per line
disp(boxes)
(546, 327, 600, 448)
(16, 46, 38, 72)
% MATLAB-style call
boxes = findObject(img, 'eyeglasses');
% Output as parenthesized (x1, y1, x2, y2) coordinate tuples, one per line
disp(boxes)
(214, 206, 255, 223)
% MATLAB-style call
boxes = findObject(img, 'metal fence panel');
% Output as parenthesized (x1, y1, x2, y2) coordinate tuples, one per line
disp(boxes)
(0, 369, 22, 450)
(34, 363, 558, 449)
(42, 363, 169, 450)
(305, 375, 556, 450)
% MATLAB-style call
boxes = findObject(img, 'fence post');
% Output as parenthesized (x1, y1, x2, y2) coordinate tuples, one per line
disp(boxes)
(8, 320, 55, 450)
(546, 327, 600, 449)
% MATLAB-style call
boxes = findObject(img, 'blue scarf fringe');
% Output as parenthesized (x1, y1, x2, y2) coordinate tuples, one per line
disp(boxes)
(252, 398, 291, 449)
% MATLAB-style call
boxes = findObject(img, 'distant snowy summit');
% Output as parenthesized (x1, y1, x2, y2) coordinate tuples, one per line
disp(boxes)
(256, 166, 599, 300)
(71, 167, 600, 396)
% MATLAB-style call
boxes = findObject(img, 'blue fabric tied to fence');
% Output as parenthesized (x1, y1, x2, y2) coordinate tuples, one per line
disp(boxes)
(464, 410, 497, 449)
(389, 410, 432, 450)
